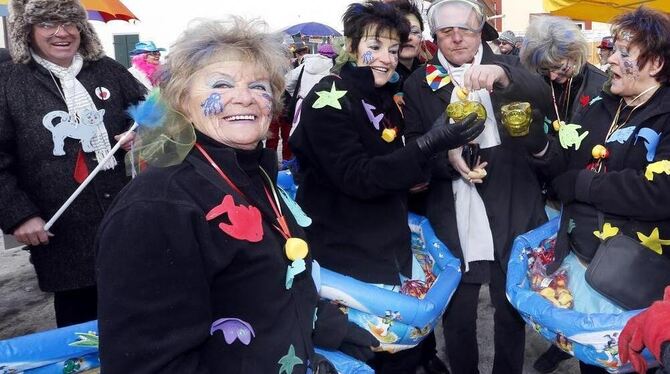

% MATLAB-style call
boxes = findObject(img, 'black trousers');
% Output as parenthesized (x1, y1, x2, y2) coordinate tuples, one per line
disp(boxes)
(53, 285, 97, 327)
(442, 261, 525, 374)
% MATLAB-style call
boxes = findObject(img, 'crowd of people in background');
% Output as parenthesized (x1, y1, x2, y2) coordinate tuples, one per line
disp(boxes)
(1, 0, 670, 373)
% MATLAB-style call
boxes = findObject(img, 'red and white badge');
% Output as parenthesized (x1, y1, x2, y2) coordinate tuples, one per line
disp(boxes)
(95, 87, 111, 101)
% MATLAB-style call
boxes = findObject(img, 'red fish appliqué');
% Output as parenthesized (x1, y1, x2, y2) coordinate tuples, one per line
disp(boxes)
(206, 194, 263, 242)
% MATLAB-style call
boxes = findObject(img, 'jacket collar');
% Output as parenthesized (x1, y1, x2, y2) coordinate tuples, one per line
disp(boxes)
(599, 83, 670, 124)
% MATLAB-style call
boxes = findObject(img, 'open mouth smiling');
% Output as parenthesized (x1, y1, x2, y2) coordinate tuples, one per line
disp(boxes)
(223, 114, 257, 121)
(370, 66, 389, 73)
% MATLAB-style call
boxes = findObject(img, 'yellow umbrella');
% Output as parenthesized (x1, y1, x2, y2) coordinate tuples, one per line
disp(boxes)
(543, 0, 670, 23)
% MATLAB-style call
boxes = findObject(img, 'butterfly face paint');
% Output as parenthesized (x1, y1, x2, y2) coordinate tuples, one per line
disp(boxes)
(202, 92, 225, 117)
(356, 27, 401, 87)
(186, 60, 274, 150)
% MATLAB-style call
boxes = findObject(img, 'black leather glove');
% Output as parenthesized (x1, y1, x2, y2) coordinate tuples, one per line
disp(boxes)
(311, 352, 338, 374)
(312, 301, 380, 362)
(551, 169, 580, 204)
(415, 113, 485, 156)
(522, 109, 549, 154)
(338, 322, 380, 362)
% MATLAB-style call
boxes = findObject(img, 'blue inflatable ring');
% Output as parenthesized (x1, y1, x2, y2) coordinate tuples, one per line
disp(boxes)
(506, 217, 657, 373)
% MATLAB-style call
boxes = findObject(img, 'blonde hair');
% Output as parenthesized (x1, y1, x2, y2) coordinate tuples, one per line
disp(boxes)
(158, 17, 290, 120)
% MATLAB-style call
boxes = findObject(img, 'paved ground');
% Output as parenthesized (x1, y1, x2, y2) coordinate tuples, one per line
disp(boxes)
(0, 234, 578, 373)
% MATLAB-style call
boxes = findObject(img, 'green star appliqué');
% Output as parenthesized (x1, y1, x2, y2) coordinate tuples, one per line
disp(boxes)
(312, 82, 347, 110)
(278, 344, 303, 374)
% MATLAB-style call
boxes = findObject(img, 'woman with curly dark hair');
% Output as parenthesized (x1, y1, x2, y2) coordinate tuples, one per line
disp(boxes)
(290, 1, 484, 372)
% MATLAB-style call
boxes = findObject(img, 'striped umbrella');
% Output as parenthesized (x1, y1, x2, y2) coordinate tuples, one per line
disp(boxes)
(0, 0, 138, 22)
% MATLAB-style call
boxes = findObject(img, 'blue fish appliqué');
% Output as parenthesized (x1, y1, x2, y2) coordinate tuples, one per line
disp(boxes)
(636, 127, 661, 162)
(606, 126, 635, 144)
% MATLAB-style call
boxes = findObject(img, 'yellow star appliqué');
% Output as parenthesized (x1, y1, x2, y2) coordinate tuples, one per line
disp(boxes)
(312, 82, 347, 110)
(644, 160, 670, 181)
(593, 223, 619, 240)
(637, 227, 670, 255)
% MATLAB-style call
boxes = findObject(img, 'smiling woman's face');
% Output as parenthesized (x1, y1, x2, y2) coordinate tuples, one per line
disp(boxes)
(354, 26, 400, 87)
(184, 60, 274, 150)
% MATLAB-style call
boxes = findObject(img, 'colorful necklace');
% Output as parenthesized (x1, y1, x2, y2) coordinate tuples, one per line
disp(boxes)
(589, 84, 660, 173)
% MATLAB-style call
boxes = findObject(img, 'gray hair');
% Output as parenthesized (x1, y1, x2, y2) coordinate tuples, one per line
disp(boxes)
(158, 17, 290, 119)
(520, 16, 588, 75)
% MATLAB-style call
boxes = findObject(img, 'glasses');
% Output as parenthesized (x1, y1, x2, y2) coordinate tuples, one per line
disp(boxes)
(436, 26, 480, 38)
(36, 21, 79, 37)
(409, 28, 422, 37)
(147, 51, 161, 56)
(539, 61, 576, 76)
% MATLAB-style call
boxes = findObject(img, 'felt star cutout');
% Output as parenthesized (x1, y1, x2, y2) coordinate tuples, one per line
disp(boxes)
(644, 160, 670, 181)
(278, 344, 303, 374)
(637, 227, 670, 255)
(580, 95, 590, 107)
(312, 82, 347, 110)
(593, 223, 619, 240)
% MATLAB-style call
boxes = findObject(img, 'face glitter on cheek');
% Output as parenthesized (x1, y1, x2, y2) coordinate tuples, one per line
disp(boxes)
(362, 50, 374, 65)
(201, 92, 225, 117)
(622, 57, 638, 77)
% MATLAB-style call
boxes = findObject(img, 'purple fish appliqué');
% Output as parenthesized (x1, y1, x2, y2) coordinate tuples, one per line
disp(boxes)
(210, 317, 256, 345)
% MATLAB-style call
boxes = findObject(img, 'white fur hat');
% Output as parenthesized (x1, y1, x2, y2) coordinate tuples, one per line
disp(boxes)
(8, 0, 105, 64)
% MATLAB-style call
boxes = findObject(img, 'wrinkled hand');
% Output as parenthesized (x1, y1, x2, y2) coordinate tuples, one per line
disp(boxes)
(114, 131, 136, 152)
(619, 286, 670, 373)
(415, 113, 485, 156)
(12, 216, 53, 246)
(464, 64, 510, 92)
(448, 149, 488, 184)
(338, 322, 380, 362)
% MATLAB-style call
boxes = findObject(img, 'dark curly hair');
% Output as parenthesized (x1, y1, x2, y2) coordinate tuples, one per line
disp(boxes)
(611, 6, 670, 84)
(386, 0, 424, 31)
(342, 1, 410, 55)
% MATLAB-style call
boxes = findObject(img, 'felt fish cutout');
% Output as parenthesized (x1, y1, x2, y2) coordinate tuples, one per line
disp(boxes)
(558, 123, 589, 150)
(645, 160, 670, 181)
(425, 64, 451, 91)
(69, 332, 99, 348)
(277, 187, 312, 227)
(201, 92, 225, 117)
(606, 126, 635, 144)
(362, 100, 384, 130)
(206, 195, 263, 242)
(312, 82, 347, 110)
(210, 318, 256, 345)
(589, 96, 602, 106)
(637, 227, 670, 255)
(278, 344, 303, 374)
(593, 223, 619, 240)
(285, 258, 306, 290)
(636, 127, 661, 162)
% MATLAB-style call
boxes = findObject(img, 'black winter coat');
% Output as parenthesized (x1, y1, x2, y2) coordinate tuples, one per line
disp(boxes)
(289, 63, 430, 285)
(0, 57, 145, 291)
(402, 45, 550, 283)
(96, 136, 319, 373)
(534, 85, 670, 269)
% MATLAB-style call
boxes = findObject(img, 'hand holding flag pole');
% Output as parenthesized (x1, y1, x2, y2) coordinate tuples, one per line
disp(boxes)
(43, 90, 165, 232)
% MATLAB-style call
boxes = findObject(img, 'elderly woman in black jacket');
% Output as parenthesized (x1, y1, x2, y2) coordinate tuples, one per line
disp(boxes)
(524, 7, 670, 374)
(96, 17, 375, 374)
(289, 1, 484, 373)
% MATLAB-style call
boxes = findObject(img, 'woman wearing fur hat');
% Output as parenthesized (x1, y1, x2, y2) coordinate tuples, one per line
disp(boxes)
(0, 0, 146, 327)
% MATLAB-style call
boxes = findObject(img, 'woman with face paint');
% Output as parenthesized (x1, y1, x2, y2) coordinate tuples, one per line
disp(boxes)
(524, 8, 670, 374)
(95, 18, 361, 374)
(290, 2, 485, 372)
